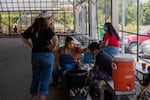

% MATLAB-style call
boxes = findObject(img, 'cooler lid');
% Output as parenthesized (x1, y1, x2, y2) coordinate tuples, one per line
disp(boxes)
(113, 54, 134, 61)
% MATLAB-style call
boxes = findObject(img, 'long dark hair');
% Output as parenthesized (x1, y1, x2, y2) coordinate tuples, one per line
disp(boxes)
(64, 36, 74, 47)
(28, 17, 50, 33)
(104, 22, 120, 40)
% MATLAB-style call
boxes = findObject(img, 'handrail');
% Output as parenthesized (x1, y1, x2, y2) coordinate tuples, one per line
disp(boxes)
(139, 56, 150, 63)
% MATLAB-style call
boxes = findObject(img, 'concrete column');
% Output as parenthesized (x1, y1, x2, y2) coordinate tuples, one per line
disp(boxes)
(121, 0, 125, 54)
(81, 6, 86, 35)
(74, 9, 80, 34)
(89, 0, 97, 41)
(112, 0, 119, 32)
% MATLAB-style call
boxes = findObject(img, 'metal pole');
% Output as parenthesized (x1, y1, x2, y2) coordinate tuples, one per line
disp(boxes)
(137, 0, 140, 61)
(121, 0, 125, 54)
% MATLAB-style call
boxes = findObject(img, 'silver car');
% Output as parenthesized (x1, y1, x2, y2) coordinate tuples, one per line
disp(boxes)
(141, 39, 150, 56)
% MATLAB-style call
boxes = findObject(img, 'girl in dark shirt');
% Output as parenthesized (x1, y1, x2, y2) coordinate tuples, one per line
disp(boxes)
(21, 11, 58, 100)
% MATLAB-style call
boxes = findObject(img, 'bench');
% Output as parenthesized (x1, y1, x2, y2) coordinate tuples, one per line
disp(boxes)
(100, 80, 137, 100)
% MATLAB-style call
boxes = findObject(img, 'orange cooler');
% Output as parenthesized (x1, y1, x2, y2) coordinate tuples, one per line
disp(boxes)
(112, 55, 135, 91)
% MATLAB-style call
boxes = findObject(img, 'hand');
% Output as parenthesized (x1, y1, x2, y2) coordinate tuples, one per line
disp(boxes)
(140, 86, 145, 91)
(92, 66, 99, 72)
(58, 66, 62, 70)
(84, 48, 90, 52)
(46, 45, 56, 51)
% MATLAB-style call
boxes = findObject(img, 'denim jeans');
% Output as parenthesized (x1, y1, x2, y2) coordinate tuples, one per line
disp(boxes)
(52, 64, 75, 83)
(30, 52, 54, 95)
(101, 46, 119, 56)
(89, 71, 112, 93)
(52, 53, 75, 83)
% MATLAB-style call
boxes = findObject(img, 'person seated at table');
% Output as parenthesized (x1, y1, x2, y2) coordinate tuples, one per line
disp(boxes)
(88, 42, 112, 97)
(52, 36, 87, 88)
(100, 22, 120, 56)
(137, 72, 150, 100)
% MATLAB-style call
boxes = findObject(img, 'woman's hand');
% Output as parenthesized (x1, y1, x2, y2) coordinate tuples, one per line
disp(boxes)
(92, 65, 99, 72)
(46, 45, 56, 51)
(100, 40, 108, 48)
(47, 35, 58, 51)
(57, 65, 62, 70)
(84, 47, 90, 52)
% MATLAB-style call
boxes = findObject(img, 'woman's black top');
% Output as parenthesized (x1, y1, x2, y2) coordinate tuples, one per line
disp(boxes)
(22, 28, 55, 53)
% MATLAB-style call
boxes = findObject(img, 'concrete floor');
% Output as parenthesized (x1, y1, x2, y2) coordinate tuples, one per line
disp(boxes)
(0, 38, 142, 100)
(0, 37, 140, 100)
(0, 38, 96, 100)
(0, 38, 32, 100)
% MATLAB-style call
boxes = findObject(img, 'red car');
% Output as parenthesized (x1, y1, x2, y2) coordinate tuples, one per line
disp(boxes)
(124, 26, 150, 54)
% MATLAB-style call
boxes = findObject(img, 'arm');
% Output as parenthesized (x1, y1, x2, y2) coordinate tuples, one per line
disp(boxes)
(55, 48, 62, 70)
(51, 35, 58, 50)
(100, 32, 109, 48)
(76, 46, 89, 53)
(20, 35, 33, 48)
(91, 65, 99, 72)
(47, 35, 58, 51)
(100, 40, 109, 48)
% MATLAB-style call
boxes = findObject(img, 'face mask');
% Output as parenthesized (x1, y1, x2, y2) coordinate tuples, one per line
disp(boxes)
(68, 43, 74, 48)
(104, 28, 108, 31)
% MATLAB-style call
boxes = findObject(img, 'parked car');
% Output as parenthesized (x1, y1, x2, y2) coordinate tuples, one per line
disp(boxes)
(141, 39, 150, 56)
(124, 26, 150, 54)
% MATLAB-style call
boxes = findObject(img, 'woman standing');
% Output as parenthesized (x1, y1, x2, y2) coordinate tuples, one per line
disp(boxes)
(21, 11, 58, 100)
(100, 22, 120, 56)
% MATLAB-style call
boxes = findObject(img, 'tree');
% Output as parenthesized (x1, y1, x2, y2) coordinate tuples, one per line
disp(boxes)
(141, 0, 150, 25)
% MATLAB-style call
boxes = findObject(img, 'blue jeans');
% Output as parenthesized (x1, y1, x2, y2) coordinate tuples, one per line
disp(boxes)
(89, 71, 112, 93)
(30, 52, 54, 95)
(53, 52, 75, 83)
(52, 63, 75, 83)
(101, 46, 119, 56)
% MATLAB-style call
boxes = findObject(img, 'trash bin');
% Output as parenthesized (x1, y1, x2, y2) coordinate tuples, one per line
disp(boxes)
(99, 25, 105, 40)
(64, 70, 88, 89)
(59, 40, 65, 46)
